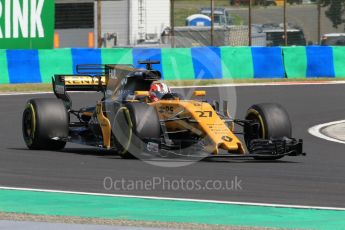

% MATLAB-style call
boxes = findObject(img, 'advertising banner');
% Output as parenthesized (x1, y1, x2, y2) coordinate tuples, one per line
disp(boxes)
(0, 0, 54, 49)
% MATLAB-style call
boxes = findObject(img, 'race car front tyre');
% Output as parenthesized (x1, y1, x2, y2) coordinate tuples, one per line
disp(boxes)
(126, 103, 161, 140)
(244, 103, 292, 160)
(22, 98, 69, 150)
(113, 103, 161, 159)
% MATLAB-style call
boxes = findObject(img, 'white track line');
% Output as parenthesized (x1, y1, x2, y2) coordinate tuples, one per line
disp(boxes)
(308, 120, 345, 145)
(172, 80, 345, 89)
(0, 92, 52, 96)
(1, 81, 345, 96)
(0, 186, 344, 211)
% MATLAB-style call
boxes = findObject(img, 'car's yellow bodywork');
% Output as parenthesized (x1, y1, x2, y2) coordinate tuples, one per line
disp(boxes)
(150, 100, 245, 155)
(48, 64, 303, 159)
(95, 90, 246, 155)
(68, 80, 245, 155)
(96, 102, 112, 149)
(58, 72, 246, 155)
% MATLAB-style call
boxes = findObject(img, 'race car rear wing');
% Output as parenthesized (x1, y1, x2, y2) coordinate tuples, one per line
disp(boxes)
(53, 63, 160, 91)
(53, 75, 107, 92)
(52, 74, 107, 109)
(52, 62, 162, 109)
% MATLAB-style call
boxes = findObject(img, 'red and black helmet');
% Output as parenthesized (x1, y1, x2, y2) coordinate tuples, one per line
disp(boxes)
(149, 82, 171, 102)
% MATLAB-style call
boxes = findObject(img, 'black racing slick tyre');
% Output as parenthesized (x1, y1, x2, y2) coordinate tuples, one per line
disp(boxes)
(244, 103, 292, 160)
(22, 98, 69, 150)
(126, 103, 161, 140)
(113, 103, 161, 159)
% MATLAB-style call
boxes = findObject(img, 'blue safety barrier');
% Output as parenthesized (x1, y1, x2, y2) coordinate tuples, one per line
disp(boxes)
(0, 46, 343, 84)
(71, 48, 102, 74)
(306, 46, 335, 78)
(251, 47, 285, 79)
(191, 46, 223, 80)
(7, 50, 42, 83)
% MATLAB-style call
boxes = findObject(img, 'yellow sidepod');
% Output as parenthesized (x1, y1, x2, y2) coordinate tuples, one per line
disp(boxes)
(96, 103, 111, 149)
(152, 101, 245, 155)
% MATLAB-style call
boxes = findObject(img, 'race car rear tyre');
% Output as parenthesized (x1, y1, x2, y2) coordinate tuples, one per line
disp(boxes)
(244, 103, 292, 160)
(22, 98, 69, 150)
(113, 103, 160, 159)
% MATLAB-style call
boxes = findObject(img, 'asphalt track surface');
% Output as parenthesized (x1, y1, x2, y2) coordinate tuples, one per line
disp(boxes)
(1, 84, 345, 208)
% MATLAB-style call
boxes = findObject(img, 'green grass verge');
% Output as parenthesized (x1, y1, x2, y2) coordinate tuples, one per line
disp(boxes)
(1, 79, 344, 93)
(1, 189, 345, 230)
(0, 84, 52, 92)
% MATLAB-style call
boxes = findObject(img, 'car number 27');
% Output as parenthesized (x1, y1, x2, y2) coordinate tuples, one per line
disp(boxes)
(195, 111, 213, 118)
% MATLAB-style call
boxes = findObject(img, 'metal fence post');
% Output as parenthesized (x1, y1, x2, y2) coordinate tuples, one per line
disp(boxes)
(283, 0, 287, 46)
(211, 0, 215, 46)
(170, 0, 175, 48)
(317, 0, 321, 44)
(97, 0, 102, 48)
(248, 0, 252, 46)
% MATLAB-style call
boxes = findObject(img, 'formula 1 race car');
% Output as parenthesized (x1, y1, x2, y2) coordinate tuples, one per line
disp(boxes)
(22, 61, 304, 160)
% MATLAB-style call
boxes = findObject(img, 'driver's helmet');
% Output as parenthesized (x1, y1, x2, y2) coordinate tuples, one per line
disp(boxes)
(149, 82, 171, 102)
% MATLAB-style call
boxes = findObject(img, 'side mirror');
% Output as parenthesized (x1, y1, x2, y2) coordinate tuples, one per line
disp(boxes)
(193, 91, 206, 97)
(135, 91, 150, 97)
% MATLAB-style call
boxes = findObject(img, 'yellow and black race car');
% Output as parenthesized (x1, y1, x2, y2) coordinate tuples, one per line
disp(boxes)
(22, 61, 304, 160)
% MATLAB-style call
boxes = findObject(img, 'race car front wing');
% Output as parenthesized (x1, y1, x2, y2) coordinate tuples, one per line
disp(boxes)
(150, 115, 305, 159)
(247, 137, 304, 157)
(155, 137, 305, 159)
